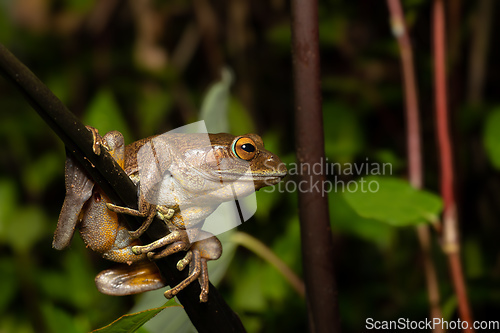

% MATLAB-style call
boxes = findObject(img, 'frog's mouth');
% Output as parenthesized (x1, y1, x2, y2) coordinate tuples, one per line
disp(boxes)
(212, 171, 287, 184)
(252, 172, 287, 183)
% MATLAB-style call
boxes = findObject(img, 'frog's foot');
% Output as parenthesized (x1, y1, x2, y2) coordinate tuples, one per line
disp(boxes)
(131, 229, 190, 256)
(164, 249, 203, 301)
(156, 206, 175, 221)
(96, 261, 166, 296)
(164, 234, 222, 302)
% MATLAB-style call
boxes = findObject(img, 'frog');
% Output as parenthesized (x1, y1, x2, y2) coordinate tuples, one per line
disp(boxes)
(53, 127, 287, 302)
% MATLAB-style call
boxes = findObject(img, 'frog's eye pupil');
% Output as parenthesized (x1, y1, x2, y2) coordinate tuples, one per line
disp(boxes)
(241, 143, 255, 153)
(232, 137, 258, 160)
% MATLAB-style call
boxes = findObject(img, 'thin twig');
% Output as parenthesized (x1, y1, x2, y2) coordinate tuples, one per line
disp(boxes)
(231, 231, 305, 298)
(290, 1, 341, 332)
(432, 1, 474, 331)
(385, 1, 443, 330)
(0, 42, 245, 333)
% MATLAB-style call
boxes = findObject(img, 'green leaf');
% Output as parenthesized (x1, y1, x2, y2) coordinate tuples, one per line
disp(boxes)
(199, 68, 233, 133)
(342, 176, 442, 226)
(483, 107, 500, 169)
(92, 300, 180, 333)
(83, 89, 132, 142)
(330, 191, 395, 248)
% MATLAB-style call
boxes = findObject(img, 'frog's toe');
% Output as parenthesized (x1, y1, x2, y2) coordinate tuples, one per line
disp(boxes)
(164, 289, 175, 299)
(131, 245, 146, 255)
(148, 241, 187, 260)
(157, 207, 175, 220)
(200, 291, 208, 303)
(177, 251, 193, 271)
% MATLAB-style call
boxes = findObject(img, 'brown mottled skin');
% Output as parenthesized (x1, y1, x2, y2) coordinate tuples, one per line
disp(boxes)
(53, 127, 286, 302)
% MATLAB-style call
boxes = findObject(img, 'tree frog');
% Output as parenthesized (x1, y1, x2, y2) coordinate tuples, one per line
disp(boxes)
(53, 127, 287, 302)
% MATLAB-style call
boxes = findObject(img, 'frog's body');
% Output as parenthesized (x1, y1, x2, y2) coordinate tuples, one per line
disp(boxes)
(53, 128, 286, 301)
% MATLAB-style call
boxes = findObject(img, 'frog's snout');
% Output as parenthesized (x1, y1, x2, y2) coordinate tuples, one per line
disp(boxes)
(277, 161, 287, 177)
(263, 153, 287, 178)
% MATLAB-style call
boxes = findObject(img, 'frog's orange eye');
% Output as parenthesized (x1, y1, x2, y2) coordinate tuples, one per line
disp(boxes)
(232, 137, 257, 160)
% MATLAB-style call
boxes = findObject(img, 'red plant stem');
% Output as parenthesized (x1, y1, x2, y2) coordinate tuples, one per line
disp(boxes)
(387, 0, 442, 333)
(386, 1, 443, 330)
(386, 0, 422, 188)
(432, 1, 474, 331)
(291, 0, 341, 332)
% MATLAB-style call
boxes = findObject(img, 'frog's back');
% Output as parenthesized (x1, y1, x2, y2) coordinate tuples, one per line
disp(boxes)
(124, 133, 224, 175)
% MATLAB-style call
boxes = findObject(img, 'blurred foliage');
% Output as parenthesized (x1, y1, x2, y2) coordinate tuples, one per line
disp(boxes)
(343, 176, 442, 226)
(1, 1, 500, 333)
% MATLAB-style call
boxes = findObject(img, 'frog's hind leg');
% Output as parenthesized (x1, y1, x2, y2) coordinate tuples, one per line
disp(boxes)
(163, 249, 202, 300)
(163, 233, 222, 302)
(53, 128, 125, 251)
(166, 249, 210, 302)
(53, 155, 94, 250)
(95, 261, 166, 295)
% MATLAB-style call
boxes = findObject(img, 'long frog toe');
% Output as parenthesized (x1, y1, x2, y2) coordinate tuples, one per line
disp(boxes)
(130, 229, 185, 255)
(148, 241, 188, 260)
(177, 251, 193, 271)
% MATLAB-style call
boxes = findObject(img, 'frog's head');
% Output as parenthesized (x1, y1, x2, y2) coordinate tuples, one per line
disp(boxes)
(199, 133, 287, 190)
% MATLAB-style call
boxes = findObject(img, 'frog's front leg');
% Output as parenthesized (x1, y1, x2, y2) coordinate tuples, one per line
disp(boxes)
(106, 203, 175, 239)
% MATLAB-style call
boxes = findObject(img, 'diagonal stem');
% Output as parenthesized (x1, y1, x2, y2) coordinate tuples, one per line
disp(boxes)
(231, 232, 305, 298)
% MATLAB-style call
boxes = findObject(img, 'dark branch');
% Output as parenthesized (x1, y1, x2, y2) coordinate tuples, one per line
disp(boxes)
(290, 1, 341, 332)
(0, 43, 245, 333)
